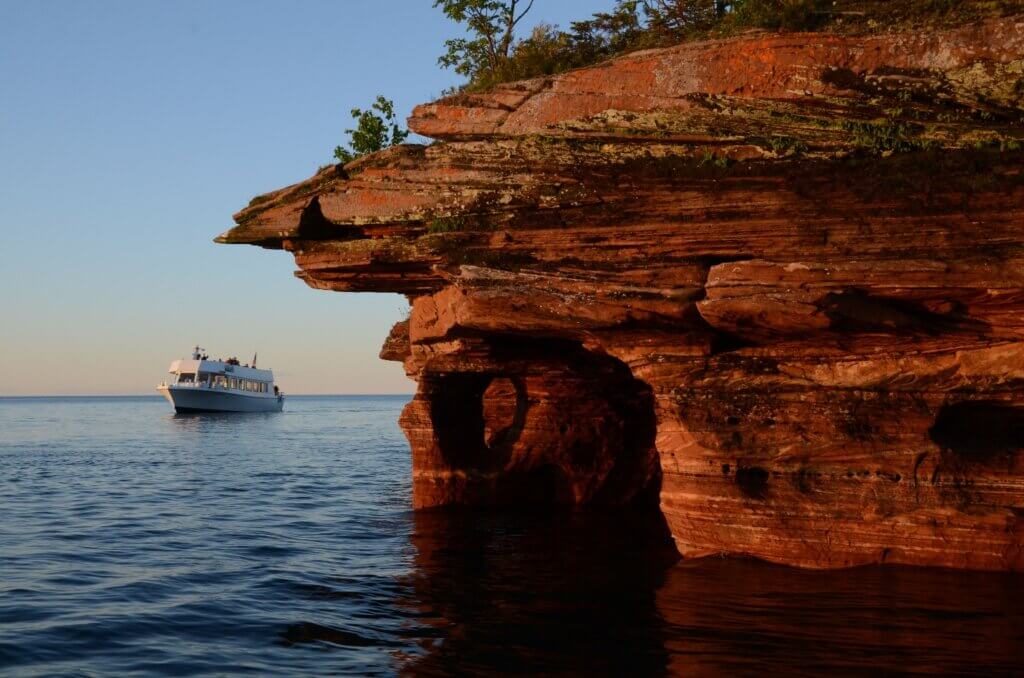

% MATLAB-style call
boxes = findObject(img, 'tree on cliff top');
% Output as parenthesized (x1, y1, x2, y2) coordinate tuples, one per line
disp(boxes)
(434, 0, 536, 87)
(435, 0, 827, 91)
(333, 95, 410, 165)
(434, 1, 731, 89)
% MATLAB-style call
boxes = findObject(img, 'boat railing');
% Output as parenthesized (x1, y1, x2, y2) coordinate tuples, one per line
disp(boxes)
(164, 380, 274, 393)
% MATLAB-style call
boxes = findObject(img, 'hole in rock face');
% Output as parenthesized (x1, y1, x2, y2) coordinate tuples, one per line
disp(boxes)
(736, 466, 769, 500)
(425, 337, 659, 507)
(821, 289, 987, 335)
(297, 196, 364, 240)
(709, 331, 755, 355)
(820, 66, 866, 91)
(482, 377, 522, 449)
(429, 373, 502, 472)
(929, 401, 1024, 468)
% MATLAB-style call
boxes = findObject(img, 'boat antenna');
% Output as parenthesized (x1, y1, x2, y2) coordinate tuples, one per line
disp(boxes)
(252, 352, 257, 368)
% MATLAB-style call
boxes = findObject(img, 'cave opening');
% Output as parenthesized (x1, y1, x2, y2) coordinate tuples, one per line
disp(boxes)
(736, 466, 770, 500)
(297, 196, 366, 240)
(821, 288, 989, 335)
(422, 336, 663, 510)
(929, 401, 1024, 468)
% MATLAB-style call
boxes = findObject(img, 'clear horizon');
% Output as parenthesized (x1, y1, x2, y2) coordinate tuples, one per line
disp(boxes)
(0, 0, 615, 396)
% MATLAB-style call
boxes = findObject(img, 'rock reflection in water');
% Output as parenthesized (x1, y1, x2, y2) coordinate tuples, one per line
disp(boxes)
(400, 508, 677, 675)
(398, 509, 1024, 676)
(658, 559, 1024, 676)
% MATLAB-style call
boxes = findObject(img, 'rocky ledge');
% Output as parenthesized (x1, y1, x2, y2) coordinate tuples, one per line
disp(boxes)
(219, 17, 1024, 570)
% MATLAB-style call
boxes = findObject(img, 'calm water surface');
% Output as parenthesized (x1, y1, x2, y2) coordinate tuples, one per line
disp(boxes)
(1, 396, 1022, 676)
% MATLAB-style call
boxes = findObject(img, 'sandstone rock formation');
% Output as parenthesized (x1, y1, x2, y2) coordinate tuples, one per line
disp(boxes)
(219, 16, 1024, 570)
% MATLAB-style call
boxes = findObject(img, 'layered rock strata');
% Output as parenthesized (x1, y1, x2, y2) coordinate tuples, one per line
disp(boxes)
(219, 17, 1024, 570)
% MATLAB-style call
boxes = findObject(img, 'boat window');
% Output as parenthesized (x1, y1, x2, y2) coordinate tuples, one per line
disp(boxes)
(229, 377, 237, 389)
(178, 373, 195, 383)
(197, 373, 211, 384)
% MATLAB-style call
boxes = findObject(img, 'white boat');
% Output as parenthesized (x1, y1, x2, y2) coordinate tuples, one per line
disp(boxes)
(157, 346, 284, 413)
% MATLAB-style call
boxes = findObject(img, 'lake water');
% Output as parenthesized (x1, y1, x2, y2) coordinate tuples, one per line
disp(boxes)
(1, 396, 1022, 676)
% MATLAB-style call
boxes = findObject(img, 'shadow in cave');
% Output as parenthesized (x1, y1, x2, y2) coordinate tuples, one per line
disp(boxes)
(296, 196, 364, 240)
(424, 335, 662, 507)
(428, 373, 526, 473)
(929, 400, 1024, 469)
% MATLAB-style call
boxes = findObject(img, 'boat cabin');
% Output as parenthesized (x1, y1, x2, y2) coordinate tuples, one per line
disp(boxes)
(168, 351, 277, 395)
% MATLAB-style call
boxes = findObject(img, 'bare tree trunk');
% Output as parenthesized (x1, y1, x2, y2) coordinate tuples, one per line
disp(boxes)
(498, 0, 534, 60)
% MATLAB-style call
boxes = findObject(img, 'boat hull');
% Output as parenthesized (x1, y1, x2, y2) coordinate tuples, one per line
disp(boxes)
(158, 385, 284, 413)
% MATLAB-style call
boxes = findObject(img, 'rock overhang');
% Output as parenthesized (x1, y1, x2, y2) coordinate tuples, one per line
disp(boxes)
(218, 15, 1024, 571)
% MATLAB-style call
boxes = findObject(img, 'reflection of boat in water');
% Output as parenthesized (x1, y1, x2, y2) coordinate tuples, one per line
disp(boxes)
(157, 346, 284, 413)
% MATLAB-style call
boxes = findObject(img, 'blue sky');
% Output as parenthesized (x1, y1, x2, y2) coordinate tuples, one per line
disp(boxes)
(0, 0, 614, 395)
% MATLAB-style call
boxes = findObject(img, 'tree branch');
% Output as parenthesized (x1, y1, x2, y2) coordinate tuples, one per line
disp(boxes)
(512, 0, 534, 28)
(469, 6, 500, 68)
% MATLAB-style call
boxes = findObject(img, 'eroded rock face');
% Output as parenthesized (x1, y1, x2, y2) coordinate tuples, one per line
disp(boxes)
(219, 17, 1024, 570)
(401, 336, 659, 508)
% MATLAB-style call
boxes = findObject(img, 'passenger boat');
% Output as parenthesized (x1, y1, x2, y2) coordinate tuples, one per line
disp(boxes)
(157, 346, 284, 413)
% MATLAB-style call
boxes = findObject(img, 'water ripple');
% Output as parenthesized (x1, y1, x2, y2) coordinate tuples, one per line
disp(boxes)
(0, 396, 1022, 676)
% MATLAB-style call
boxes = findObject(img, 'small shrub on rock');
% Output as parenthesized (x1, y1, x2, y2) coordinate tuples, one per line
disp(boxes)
(333, 95, 409, 165)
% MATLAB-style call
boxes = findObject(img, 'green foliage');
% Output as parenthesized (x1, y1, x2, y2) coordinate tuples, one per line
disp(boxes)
(434, 0, 536, 88)
(727, 0, 828, 31)
(435, 0, 834, 91)
(427, 215, 471, 233)
(333, 95, 410, 165)
(561, 1, 731, 70)
(433, 1, 1008, 92)
(566, 1, 647, 62)
(913, 0, 959, 15)
(698, 148, 732, 169)
(840, 119, 934, 154)
(766, 135, 809, 155)
(247, 193, 274, 208)
(435, 1, 732, 90)
(498, 24, 580, 81)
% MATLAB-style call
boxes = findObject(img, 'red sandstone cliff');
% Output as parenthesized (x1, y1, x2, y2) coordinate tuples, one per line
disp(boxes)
(219, 16, 1024, 570)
